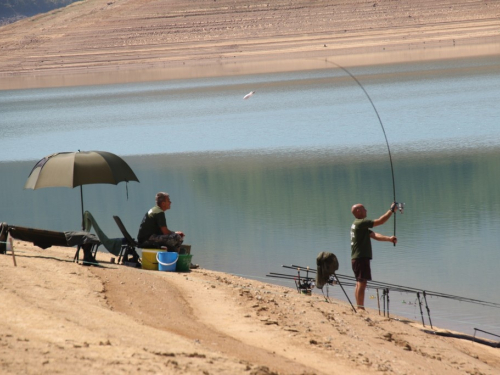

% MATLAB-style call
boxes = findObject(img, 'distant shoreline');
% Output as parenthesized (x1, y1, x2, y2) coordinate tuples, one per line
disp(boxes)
(2, 43, 499, 91)
(2, 0, 500, 91)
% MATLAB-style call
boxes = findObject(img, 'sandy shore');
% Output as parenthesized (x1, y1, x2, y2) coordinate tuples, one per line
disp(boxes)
(1, 241, 500, 374)
(1, 0, 499, 90)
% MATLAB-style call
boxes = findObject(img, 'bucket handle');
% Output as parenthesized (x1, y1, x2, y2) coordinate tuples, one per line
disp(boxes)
(156, 252, 178, 266)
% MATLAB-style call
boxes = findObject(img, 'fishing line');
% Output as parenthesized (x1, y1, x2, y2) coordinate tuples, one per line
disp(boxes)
(243, 62, 399, 236)
(325, 59, 398, 241)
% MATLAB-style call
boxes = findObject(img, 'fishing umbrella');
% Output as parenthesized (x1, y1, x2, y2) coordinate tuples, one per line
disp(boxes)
(24, 151, 139, 222)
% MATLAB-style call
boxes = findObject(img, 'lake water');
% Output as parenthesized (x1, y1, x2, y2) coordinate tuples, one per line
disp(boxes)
(1, 56, 500, 339)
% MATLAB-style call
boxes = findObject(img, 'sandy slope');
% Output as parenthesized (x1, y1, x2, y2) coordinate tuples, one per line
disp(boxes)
(0, 0, 499, 89)
(1, 242, 499, 374)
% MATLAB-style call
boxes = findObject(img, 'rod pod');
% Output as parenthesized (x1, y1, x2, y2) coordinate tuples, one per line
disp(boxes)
(423, 291, 433, 329)
(333, 272, 357, 313)
(417, 292, 425, 327)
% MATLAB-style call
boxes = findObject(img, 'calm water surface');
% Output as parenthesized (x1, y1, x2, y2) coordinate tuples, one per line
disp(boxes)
(1, 56, 500, 338)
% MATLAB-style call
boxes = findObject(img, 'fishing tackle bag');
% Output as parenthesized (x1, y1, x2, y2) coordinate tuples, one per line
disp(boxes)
(315, 251, 339, 289)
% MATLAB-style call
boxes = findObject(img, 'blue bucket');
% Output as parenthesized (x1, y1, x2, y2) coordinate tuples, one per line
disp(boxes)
(156, 252, 178, 272)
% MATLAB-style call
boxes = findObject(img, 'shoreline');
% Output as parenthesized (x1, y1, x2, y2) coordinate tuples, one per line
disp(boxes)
(2, 43, 500, 91)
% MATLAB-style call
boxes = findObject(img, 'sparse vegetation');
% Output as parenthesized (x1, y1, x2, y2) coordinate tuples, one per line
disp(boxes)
(0, 0, 80, 25)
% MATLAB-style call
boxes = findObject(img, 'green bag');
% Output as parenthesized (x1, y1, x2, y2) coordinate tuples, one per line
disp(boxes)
(315, 252, 339, 289)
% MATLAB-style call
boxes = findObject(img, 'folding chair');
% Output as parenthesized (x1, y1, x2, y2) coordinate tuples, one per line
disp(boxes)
(113, 216, 140, 264)
(82, 211, 123, 262)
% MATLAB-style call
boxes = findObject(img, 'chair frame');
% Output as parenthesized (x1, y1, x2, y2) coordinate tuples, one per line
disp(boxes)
(113, 216, 139, 264)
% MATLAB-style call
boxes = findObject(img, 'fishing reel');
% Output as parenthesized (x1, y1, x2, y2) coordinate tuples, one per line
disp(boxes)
(327, 274, 338, 286)
(296, 278, 314, 295)
(392, 202, 405, 214)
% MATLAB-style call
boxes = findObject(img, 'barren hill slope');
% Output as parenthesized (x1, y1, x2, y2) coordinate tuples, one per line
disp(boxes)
(0, 0, 499, 87)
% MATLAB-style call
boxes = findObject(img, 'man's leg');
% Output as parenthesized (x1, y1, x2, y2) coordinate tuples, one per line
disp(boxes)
(355, 280, 367, 310)
(149, 233, 183, 252)
(352, 258, 371, 310)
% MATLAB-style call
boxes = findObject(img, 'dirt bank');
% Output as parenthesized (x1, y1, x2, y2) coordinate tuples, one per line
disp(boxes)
(1, 242, 499, 374)
(1, 0, 499, 90)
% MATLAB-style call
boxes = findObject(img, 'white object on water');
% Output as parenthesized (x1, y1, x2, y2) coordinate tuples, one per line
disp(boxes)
(243, 91, 255, 100)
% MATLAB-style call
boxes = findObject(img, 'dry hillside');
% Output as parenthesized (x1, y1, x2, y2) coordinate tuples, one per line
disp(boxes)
(0, 0, 499, 88)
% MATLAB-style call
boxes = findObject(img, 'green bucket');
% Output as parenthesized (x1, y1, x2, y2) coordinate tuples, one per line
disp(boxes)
(176, 254, 193, 272)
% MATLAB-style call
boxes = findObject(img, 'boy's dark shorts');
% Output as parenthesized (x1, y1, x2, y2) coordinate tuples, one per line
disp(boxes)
(351, 257, 372, 281)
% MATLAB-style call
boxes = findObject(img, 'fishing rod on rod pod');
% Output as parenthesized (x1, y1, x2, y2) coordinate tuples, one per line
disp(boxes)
(271, 269, 413, 321)
(289, 264, 500, 308)
(267, 272, 357, 289)
(269, 264, 359, 312)
(268, 265, 500, 336)
(266, 269, 315, 295)
(266, 268, 358, 312)
(283, 265, 491, 328)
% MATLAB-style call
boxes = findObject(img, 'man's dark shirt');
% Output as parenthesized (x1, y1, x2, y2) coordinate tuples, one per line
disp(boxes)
(137, 206, 166, 244)
(350, 218, 374, 260)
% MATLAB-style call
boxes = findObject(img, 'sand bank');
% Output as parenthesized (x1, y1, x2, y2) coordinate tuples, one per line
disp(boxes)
(1, 242, 499, 374)
(1, 0, 499, 90)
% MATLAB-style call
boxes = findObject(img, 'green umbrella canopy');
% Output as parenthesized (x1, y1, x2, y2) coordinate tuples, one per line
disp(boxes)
(25, 151, 139, 189)
(25, 151, 140, 222)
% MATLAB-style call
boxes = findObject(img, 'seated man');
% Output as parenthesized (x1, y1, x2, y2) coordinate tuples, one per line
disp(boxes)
(137, 192, 185, 252)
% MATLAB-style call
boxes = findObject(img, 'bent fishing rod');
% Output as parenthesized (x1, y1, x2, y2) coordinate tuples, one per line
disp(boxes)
(326, 60, 400, 243)
(245, 61, 402, 237)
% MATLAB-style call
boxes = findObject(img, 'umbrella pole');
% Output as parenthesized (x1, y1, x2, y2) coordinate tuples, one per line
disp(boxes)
(80, 186, 84, 230)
